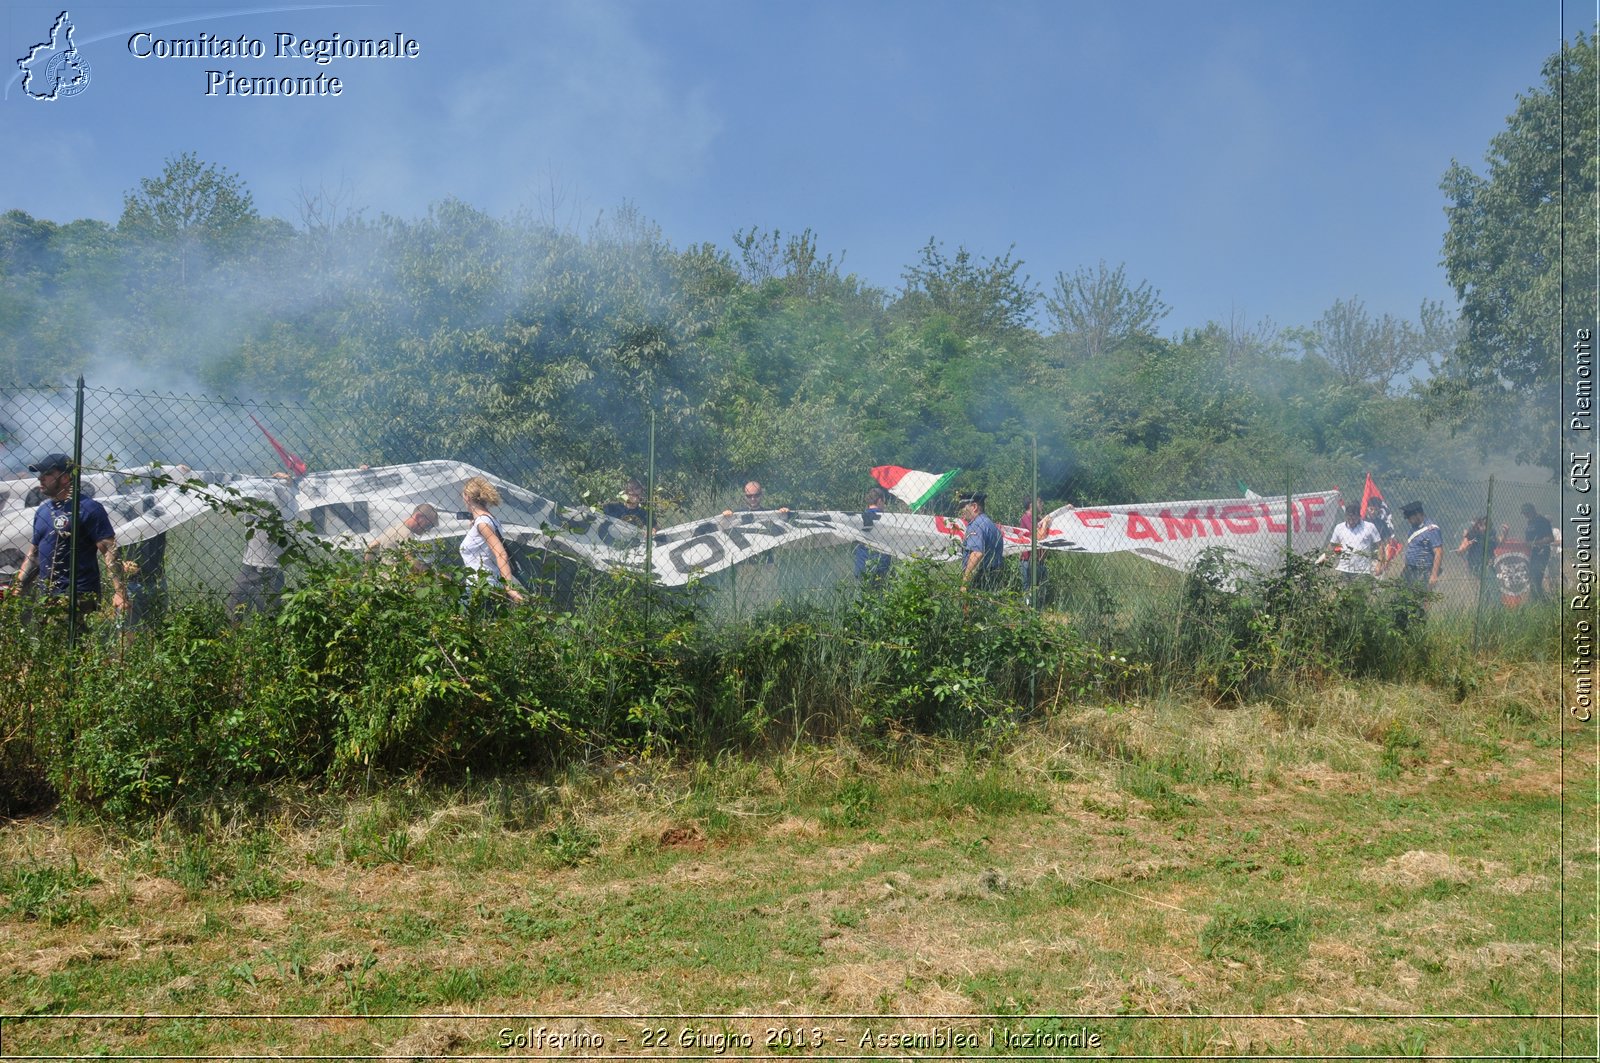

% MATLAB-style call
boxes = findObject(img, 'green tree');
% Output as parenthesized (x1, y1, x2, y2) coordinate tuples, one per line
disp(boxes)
(119, 152, 264, 287)
(1435, 32, 1598, 473)
(1045, 259, 1170, 362)
(1303, 296, 1460, 394)
(896, 239, 1040, 339)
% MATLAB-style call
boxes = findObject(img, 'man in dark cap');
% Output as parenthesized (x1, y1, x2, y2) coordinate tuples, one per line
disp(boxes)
(1397, 500, 1443, 588)
(956, 491, 1003, 592)
(10, 453, 126, 624)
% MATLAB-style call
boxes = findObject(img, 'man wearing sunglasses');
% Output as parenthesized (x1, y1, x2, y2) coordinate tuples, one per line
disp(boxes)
(722, 481, 789, 519)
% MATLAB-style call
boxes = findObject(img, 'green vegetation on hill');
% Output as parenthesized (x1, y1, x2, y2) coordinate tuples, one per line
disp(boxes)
(6, 33, 1595, 506)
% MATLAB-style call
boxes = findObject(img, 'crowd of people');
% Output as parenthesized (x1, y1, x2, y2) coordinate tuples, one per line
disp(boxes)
(1322, 495, 1559, 605)
(3, 450, 1563, 632)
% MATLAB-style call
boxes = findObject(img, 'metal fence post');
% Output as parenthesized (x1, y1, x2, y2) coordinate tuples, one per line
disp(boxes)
(645, 408, 656, 639)
(67, 375, 85, 652)
(1028, 435, 1039, 609)
(1028, 436, 1038, 715)
(1284, 472, 1294, 573)
(1474, 476, 1496, 649)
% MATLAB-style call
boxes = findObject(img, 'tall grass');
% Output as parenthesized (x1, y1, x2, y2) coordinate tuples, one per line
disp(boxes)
(0, 547, 1557, 823)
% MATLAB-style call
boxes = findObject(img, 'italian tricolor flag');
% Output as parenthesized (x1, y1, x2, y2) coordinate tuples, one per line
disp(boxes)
(870, 465, 961, 512)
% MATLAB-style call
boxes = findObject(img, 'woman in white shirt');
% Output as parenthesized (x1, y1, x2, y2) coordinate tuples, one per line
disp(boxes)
(460, 475, 524, 604)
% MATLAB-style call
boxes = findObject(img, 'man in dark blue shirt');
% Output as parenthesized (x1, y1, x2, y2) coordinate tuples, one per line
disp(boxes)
(957, 491, 1003, 592)
(603, 479, 648, 529)
(854, 486, 892, 582)
(11, 453, 126, 617)
(1521, 503, 1555, 603)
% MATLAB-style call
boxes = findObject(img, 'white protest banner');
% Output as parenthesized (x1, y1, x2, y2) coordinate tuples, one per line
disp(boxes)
(1041, 492, 1341, 575)
(1, 462, 1339, 589)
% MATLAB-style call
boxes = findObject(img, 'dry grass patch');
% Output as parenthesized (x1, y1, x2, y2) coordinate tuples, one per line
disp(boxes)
(1358, 849, 1502, 889)
(0, 670, 1588, 1058)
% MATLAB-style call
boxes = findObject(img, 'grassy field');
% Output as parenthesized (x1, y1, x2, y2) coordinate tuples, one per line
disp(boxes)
(1, 659, 1593, 1060)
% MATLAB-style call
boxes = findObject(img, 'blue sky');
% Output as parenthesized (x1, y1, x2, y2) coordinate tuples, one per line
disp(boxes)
(0, 0, 1577, 336)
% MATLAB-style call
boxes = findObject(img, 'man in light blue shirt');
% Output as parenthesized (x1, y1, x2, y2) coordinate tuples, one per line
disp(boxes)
(957, 491, 1003, 592)
(1398, 500, 1443, 588)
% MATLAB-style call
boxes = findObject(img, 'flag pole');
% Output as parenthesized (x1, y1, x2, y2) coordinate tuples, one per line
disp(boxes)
(1029, 435, 1038, 716)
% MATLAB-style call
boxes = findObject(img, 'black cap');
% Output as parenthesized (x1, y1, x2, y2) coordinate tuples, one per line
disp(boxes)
(1401, 500, 1424, 517)
(28, 453, 71, 474)
(953, 491, 986, 510)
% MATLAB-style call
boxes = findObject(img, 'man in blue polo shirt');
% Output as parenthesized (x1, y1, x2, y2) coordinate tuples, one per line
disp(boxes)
(957, 491, 1003, 592)
(1397, 500, 1443, 588)
(11, 453, 126, 621)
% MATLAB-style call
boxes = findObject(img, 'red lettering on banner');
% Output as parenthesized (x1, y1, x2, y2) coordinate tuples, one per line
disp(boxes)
(1074, 509, 1111, 529)
(1203, 506, 1224, 535)
(1126, 511, 1162, 542)
(1220, 504, 1258, 534)
(999, 525, 1031, 544)
(933, 515, 963, 537)
(1159, 508, 1206, 540)
(1260, 502, 1289, 533)
(1299, 495, 1328, 532)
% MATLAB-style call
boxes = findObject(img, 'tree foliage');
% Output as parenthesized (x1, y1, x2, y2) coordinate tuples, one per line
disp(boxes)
(0, 153, 1505, 516)
(896, 239, 1040, 339)
(1045, 259, 1170, 362)
(119, 152, 267, 287)
(1303, 296, 1460, 394)
(1436, 31, 1598, 472)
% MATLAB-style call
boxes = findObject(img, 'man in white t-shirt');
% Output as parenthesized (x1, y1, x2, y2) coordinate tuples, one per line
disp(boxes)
(1328, 500, 1382, 580)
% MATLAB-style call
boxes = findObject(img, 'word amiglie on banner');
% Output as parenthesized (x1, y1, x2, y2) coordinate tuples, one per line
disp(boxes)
(1042, 494, 1341, 576)
(0, 461, 1339, 588)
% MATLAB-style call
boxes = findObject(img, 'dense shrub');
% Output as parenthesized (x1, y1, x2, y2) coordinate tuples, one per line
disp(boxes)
(841, 560, 1134, 733)
(0, 546, 1550, 822)
(1131, 548, 1427, 701)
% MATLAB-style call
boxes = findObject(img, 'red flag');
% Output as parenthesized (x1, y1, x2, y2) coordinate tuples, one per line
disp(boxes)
(249, 414, 308, 476)
(1360, 473, 1401, 562)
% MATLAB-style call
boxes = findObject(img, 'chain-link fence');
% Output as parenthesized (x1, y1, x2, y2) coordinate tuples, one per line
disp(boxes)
(0, 381, 1565, 640)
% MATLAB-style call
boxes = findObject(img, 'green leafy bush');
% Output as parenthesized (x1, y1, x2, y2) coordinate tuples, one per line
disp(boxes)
(1131, 548, 1427, 701)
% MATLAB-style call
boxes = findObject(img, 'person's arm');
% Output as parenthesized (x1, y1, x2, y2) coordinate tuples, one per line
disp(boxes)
(12, 544, 38, 595)
(1430, 538, 1443, 584)
(477, 518, 524, 603)
(962, 547, 984, 588)
(98, 537, 128, 611)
